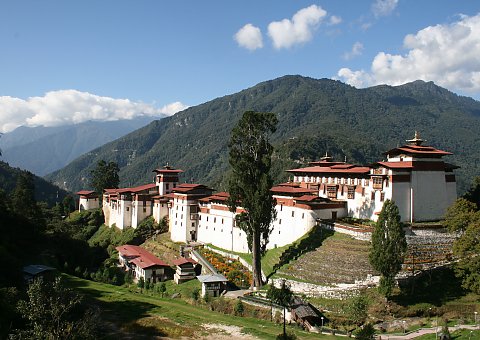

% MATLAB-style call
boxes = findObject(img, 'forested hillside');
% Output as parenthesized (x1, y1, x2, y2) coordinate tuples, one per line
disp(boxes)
(0, 161, 68, 205)
(46, 76, 480, 194)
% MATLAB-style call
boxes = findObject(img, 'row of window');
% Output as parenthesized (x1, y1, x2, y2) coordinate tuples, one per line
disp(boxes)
(296, 176, 370, 186)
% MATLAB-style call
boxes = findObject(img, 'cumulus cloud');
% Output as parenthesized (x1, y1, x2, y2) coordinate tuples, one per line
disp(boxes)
(234, 23, 263, 51)
(337, 13, 480, 95)
(343, 42, 364, 60)
(268, 5, 327, 49)
(0, 90, 188, 133)
(372, 0, 399, 18)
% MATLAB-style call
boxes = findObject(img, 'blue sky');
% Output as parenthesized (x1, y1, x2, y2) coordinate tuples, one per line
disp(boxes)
(1, 1, 479, 132)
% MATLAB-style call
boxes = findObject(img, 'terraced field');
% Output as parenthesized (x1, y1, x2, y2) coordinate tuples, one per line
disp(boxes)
(277, 232, 377, 285)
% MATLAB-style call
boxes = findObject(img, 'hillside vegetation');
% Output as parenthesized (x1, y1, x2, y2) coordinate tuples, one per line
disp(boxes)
(0, 161, 68, 205)
(46, 76, 480, 193)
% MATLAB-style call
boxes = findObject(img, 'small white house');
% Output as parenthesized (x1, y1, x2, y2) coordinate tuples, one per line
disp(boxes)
(76, 190, 99, 211)
(196, 273, 228, 297)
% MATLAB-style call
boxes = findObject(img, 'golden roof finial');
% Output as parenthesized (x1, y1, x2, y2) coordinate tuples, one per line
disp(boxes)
(406, 131, 425, 146)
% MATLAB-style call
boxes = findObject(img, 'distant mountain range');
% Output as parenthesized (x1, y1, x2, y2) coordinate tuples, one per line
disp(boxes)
(45, 75, 480, 194)
(0, 116, 163, 176)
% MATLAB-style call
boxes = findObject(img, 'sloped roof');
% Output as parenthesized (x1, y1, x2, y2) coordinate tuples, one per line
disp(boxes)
(76, 190, 97, 196)
(385, 144, 452, 157)
(116, 245, 169, 269)
(196, 273, 227, 283)
(172, 257, 197, 266)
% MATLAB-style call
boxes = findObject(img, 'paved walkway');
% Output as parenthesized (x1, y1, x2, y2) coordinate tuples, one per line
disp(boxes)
(377, 325, 478, 339)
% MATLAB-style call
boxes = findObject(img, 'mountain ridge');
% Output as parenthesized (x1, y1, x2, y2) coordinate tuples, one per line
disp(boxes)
(1, 116, 163, 175)
(45, 75, 480, 194)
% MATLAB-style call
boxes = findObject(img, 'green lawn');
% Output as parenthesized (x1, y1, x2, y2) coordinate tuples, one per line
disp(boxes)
(415, 328, 480, 339)
(64, 275, 340, 339)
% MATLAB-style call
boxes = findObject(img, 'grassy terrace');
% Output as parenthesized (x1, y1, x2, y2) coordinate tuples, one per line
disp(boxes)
(64, 274, 339, 339)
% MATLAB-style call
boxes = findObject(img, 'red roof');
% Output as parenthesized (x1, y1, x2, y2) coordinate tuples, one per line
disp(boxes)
(76, 190, 97, 196)
(105, 183, 157, 195)
(295, 195, 323, 202)
(116, 245, 169, 269)
(271, 186, 317, 195)
(172, 257, 197, 266)
(377, 161, 414, 169)
(386, 144, 452, 157)
(153, 165, 183, 174)
(172, 183, 213, 193)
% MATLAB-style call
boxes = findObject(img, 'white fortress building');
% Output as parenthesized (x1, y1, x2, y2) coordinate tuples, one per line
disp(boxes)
(85, 133, 457, 254)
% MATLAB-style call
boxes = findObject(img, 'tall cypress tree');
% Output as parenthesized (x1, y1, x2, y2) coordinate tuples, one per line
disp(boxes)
(228, 111, 278, 288)
(90, 160, 120, 199)
(369, 199, 407, 297)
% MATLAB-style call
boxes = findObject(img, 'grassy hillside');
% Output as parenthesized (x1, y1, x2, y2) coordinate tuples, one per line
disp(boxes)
(65, 275, 335, 339)
(46, 76, 480, 194)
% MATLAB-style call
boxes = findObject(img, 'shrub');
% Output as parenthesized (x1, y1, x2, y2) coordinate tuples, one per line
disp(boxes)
(234, 299, 245, 316)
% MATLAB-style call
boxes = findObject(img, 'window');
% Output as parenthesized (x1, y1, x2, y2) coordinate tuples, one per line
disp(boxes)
(279, 230, 281, 234)
(206, 216, 209, 222)
(291, 211, 295, 217)
(126, 207, 129, 211)
(327, 186, 337, 199)
(373, 177, 383, 190)
(176, 213, 177, 218)
(380, 192, 385, 202)
(279, 219, 282, 225)
(143, 207, 146, 213)
(222, 218, 224, 224)
(385, 178, 389, 187)
(348, 187, 355, 199)
(371, 191, 376, 200)
(280, 205, 283, 211)
(214, 217, 216, 223)
(302, 213, 304, 219)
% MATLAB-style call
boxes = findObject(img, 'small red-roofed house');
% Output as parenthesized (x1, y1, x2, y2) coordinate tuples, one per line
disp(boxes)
(76, 190, 99, 211)
(116, 244, 171, 283)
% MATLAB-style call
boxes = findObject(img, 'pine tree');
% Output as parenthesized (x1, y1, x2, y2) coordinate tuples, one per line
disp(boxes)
(227, 111, 278, 288)
(369, 199, 407, 297)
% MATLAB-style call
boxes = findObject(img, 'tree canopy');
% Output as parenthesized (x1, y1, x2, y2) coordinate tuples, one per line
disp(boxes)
(90, 160, 120, 196)
(369, 199, 407, 297)
(227, 111, 278, 288)
(444, 197, 480, 294)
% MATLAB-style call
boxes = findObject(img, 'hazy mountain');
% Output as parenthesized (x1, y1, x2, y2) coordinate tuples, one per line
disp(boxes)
(0, 116, 163, 175)
(46, 76, 480, 194)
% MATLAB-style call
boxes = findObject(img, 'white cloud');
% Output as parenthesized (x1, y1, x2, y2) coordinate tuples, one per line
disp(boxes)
(372, 0, 398, 18)
(234, 23, 263, 51)
(337, 13, 480, 95)
(0, 90, 188, 133)
(268, 5, 327, 49)
(329, 15, 342, 25)
(343, 42, 364, 60)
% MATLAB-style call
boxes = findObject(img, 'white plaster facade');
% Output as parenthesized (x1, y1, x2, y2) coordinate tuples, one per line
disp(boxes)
(76, 191, 99, 211)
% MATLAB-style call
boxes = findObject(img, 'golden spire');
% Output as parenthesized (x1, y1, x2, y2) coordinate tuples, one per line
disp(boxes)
(406, 131, 425, 146)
